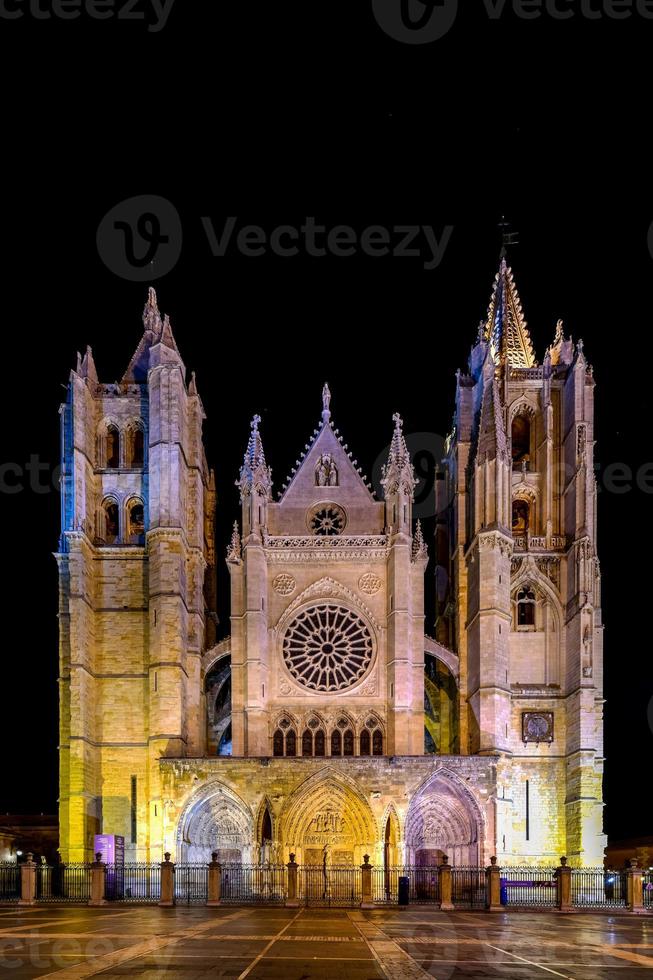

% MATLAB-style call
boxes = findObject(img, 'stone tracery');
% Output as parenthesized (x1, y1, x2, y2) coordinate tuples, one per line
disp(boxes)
(282, 603, 374, 692)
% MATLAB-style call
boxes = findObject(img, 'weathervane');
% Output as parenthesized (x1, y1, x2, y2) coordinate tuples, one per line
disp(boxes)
(498, 215, 519, 257)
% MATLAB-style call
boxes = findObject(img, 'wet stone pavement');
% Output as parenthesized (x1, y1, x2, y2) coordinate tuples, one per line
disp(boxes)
(0, 904, 651, 979)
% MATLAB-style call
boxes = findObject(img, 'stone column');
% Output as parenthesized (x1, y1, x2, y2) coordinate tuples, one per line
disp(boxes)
(360, 855, 374, 909)
(627, 859, 644, 913)
(18, 854, 37, 906)
(439, 855, 453, 911)
(89, 853, 107, 907)
(207, 852, 222, 907)
(159, 853, 175, 907)
(556, 856, 571, 912)
(286, 854, 300, 908)
(485, 856, 502, 912)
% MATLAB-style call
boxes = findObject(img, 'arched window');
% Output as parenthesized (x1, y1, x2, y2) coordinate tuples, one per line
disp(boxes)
(314, 730, 325, 756)
(127, 426, 144, 468)
(285, 729, 296, 756)
(331, 729, 341, 756)
(302, 729, 313, 756)
(343, 729, 354, 756)
(373, 730, 383, 755)
(106, 425, 120, 469)
(273, 730, 284, 756)
(127, 500, 145, 544)
(261, 806, 272, 844)
(511, 414, 531, 469)
(517, 587, 537, 628)
(360, 729, 371, 756)
(102, 500, 119, 544)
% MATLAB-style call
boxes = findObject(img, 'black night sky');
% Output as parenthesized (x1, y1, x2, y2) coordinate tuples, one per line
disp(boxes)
(0, 1, 651, 843)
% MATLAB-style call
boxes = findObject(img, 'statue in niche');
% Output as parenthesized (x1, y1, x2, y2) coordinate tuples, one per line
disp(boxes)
(316, 453, 338, 487)
(512, 499, 530, 534)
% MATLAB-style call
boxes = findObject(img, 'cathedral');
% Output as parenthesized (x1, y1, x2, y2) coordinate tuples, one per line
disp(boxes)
(57, 258, 606, 869)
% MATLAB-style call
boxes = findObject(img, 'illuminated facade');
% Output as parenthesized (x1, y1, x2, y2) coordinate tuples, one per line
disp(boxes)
(57, 261, 606, 867)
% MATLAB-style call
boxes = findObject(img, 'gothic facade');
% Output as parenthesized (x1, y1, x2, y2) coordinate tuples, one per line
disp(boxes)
(57, 261, 606, 868)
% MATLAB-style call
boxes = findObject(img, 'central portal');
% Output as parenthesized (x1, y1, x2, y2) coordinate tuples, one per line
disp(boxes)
(281, 771, 377, 868)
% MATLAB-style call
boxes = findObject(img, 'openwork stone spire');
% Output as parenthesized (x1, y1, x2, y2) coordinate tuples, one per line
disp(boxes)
(412, 519, 428, 561)
(143, 286, 162, 335)
(484, 257, 535, 368)
(381, 413, 417, 498)
(226, 521, 242, 563)
(238, 414, 272, 499)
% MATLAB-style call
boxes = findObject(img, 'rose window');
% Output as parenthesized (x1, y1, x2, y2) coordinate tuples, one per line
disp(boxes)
(308, 503, 346, 536)
(282, 603, 373, 692)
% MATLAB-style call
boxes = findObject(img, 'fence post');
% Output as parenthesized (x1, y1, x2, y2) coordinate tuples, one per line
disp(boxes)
(556, 856, 571, 911)
(207, 852, 222, 907)
(485, 856, 502, 912)
(360, 854, 374, 909)
(439, 855, 453, 911)
(89, 853, 107, 907)
(18, 853, 37, 906)
(627, 858, 644, 913)
(159, 853, 175, 907)
(286, 854, 300, 908)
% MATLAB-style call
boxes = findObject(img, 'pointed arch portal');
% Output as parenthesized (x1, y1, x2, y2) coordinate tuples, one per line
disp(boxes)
(405, 770, 484, 866)
(176, 782, 253, 864)
(280, 770, 377, 867)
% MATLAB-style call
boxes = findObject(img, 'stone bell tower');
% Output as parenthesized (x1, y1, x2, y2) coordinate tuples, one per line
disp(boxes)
(57, 290, 216, 861)
(435, 257, 606, 864)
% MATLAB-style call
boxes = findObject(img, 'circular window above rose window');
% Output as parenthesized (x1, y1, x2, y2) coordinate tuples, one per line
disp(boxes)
(281, 602, 373, 692)
(307, 503, 346, 536)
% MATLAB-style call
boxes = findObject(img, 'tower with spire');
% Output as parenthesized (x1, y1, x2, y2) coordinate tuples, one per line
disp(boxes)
(435, 256, 606, 865)
(57, 290, 217, 862)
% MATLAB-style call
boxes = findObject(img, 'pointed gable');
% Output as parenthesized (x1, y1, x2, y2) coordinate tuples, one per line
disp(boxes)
(270, 385, 384, 536)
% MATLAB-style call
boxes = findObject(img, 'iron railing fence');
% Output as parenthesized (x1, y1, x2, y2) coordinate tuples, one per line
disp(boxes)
(0, 862, 19, 901)
(370, 866, 410, 905)
(36, 864, 91, 903)
(15, 862, 653, 910)
(221, 864, 287, 904)
(501, 866, 558, 907)
(299, 864, 361, 907)
(175, 863, 209, 904)
(571, 868, 627, 909)
(105, 863, 161, 902)
(452, 867, 487, 908)
(644, 871, 653, 909)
